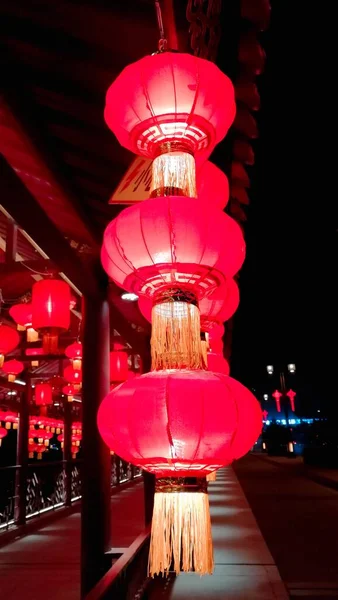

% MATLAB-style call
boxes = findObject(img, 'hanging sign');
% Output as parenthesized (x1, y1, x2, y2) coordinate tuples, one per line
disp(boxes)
(109, 157, 152, 204)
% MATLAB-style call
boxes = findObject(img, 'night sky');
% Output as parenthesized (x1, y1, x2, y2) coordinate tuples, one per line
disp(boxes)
(230, 1, 337, 416)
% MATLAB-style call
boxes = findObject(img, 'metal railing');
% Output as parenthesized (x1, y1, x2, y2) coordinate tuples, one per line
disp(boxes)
(0, 455, 142, 532)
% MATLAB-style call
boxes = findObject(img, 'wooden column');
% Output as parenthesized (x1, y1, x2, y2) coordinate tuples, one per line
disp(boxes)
(81, 288, 111, 598)
(15, 380, 31, 526)
(63, 398, 73, 507)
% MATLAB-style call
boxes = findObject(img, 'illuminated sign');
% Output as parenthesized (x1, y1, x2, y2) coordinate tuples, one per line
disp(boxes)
(109, 157, 152, 204)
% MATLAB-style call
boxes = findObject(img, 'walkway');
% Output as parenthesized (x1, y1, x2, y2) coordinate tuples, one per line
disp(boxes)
(147, 468, 288, 599)
(0, 466, 289, 600)
(0, 481, 145, 600)
(235, 455, 338, 598)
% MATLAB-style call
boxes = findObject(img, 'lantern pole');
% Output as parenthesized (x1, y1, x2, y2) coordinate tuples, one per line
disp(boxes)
(81, 285, 111, 597)
(15, 377, 31, 526)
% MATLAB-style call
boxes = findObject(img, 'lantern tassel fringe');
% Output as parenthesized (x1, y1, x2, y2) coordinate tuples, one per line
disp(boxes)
(206, 470, 217, 482)
(151, 302, 203, 370)
(148, 491, 214, 577)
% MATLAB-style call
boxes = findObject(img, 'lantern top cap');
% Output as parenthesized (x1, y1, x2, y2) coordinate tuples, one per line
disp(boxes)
(104, 52, 236, 160)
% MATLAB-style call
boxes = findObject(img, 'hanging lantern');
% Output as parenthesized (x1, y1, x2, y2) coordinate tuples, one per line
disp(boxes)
(105, 52, 235, 163)
(4, 411, 19, 430)
(64, 365, 82, 392)
(207, 352, 230, 376)
(36, 443, 46, 460)
(25, 347, 42, 367)
(62, 383, 75, 403)
(103, 197, 245, 297)
(2, 359, 24, 382)
(65, 341, 82, 371)
(35, 383, 53, 406)
(0, 426, 8, 446)
(28, 441, 37, 459)
(196, 161, 230, 209)
(31, 279, 70, 354)
(71, 421, 82, 435)
(0, 324, 20, 368)
(98, 370, 262, 577)
(9, 303, 39, 342)
(272, 390, 282, 413)
(71, 444, 80, 459)
(110, 351, 128, 383)
(287, 389, 296, 412)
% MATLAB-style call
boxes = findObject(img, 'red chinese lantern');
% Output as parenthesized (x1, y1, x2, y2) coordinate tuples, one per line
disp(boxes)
(103, 197, 245, 296)
(36, 443, 47, 460)
(32, 279, 71, 354)
(272, 390, 282, 413)
(287, 389, 296, 412)
(72, 421, 82, 435)
(28, 441, 38, 458)
(9, 303, 39, 342)
(0, 324, 20, 367)
(4, 411, 19, 430)
(65, 341, 82, 371)
(104, 52, 235, 163)
(71, 444, 80, 458)
(196, 161, 230, 209)
(0, 427, 8, 446)
(35, 383, 53, 406)
(64, 365, 82, 391)
(25, 347, 42, 367)
(62, 384, 75, 403)
(110, 351, 128, 383)
(207, 352, 230, 376)
(98, 370, 262, 576)
(2, 359, 24, 382)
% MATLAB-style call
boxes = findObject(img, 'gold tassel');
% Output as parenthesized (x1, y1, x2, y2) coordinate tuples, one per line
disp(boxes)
(206, 471, 217, 482)
(31, 360, 39, 367)
(151, 289, 203, 370)
(27, 327, 39, 342)
(0, 354, 4, 368)
(17, 324, 26, 332)
(148, 478, 213, 577)
(42, 332, 58, 354)
(151, 145, 196, 198)
(72, 358, 82, 371)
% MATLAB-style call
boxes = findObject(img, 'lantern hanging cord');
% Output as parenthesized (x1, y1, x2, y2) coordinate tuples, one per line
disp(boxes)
(154, 1, 167, 52)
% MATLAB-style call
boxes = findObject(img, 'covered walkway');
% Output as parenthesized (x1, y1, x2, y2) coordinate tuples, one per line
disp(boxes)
(0, 469, 288, 600)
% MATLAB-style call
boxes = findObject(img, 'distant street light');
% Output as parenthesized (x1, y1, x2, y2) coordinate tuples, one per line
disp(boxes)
(263, 394, 269, 401)
(287, 363, 296, 373)
(266, 365, 274, 375)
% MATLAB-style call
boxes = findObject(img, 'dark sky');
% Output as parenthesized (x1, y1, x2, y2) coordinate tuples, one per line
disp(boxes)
(230, 1, 337, 415)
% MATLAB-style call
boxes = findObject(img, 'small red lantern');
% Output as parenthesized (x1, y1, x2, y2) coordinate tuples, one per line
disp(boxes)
(71, 444, 80, 458)
(196, 161, 230, 210)
(272, 390, 282, 413)
(0, 426, 8, 446)
(2, 359, 24, 382)
(110, 351, 128, 383)
(32, 279, 71, 354)
(28, 441, 38, 458)
(9, 303, 39, 342)
(0, 324, 20, 367)
(104, 52, 235, 162)
(64, 365, 82, 391)
(72, 421, 82, 435)
(207, 352, 230, 376)
(65, 341, 82, 371)
(36, 443, 47, 460)
(4, 411, 19, 430)
(62, 383, 75, 402)
(287, 389, 296, 412)
(35, 383, 53, 406)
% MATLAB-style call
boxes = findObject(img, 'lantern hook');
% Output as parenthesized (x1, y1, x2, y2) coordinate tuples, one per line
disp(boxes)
(154, 1, 168, 52)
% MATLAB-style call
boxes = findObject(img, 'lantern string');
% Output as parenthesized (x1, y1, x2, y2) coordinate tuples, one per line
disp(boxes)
(154, 0, 167, 51)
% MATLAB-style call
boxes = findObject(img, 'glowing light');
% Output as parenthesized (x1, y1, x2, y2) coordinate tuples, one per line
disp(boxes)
(266, 365, 274, 375)
(121, 293, 139, 301)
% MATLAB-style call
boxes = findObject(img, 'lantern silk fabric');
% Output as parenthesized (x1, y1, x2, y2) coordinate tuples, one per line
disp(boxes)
(102, 196, 245, 298)
(98, 370, 262, 477)
(104, 52, 236, 162)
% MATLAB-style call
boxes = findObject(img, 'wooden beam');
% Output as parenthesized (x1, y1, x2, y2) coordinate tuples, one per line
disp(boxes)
(0, 258, 56, 277)
(0, 155, 98, 297)
(5, 220, 18, 263)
